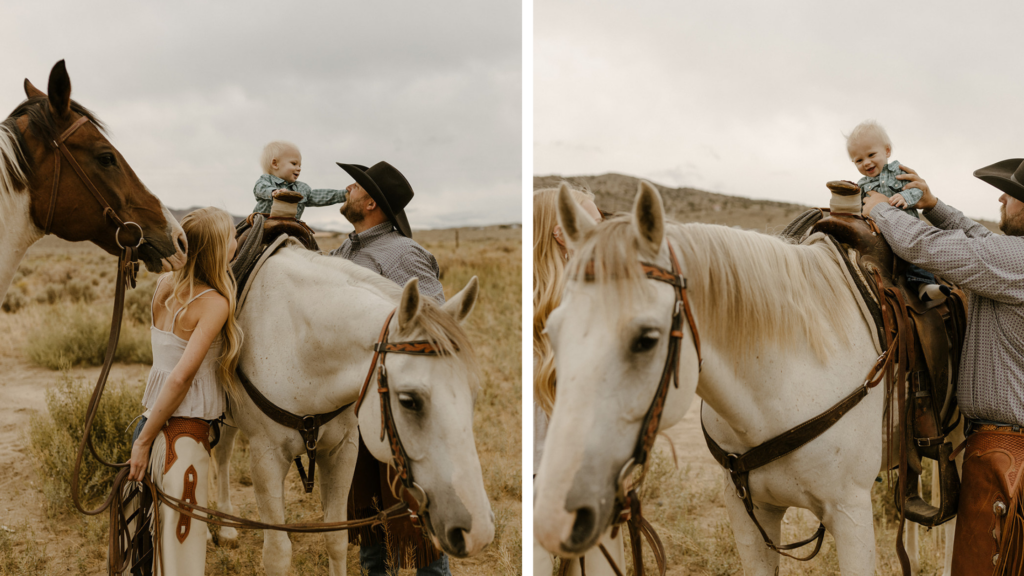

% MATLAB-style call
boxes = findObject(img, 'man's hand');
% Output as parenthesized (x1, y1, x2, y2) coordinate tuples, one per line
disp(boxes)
(889, 194, 909, 209)
(862, 190, 888, 217)
(896, 165, 937, 210)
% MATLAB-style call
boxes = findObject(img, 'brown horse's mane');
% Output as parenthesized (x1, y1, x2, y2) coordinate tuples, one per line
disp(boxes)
(4, 96, 105, 171)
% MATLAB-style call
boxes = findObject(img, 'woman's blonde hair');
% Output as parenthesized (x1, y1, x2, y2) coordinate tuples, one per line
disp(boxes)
(533, 184, 596, 415)
(165, 207, 243, 398)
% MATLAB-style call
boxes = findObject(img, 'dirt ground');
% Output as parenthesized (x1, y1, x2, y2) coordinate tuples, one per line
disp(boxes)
(0, 359, 150, 571)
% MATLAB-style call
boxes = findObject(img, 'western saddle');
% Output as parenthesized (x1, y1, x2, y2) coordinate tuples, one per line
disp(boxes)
(808, 180, 968, 529)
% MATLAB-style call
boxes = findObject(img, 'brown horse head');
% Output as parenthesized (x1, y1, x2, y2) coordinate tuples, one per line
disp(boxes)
(5, 60, 186, 272)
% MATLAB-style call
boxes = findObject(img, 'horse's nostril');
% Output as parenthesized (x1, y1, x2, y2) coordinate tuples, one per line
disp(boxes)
(176, 236, 187, 253)
(568, 506, 597, 547)
(446, 527, 467, 556)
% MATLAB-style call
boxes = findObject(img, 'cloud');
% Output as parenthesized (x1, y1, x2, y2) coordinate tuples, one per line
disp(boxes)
(1, 0, 521, 227)
(536, 0, 1024, 221)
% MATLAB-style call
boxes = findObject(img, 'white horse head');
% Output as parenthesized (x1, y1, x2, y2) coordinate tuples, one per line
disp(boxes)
(226, 245, 493, 573)
(356, 275, 495, 556)
(535, 181, 702, 555)
(534, 181, 900, 574)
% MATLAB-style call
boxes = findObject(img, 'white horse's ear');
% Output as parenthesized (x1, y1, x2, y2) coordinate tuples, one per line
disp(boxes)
(633, 180, 665, 257)
(398, 277, 421, 333)
(441, 276, 478, 324)
(24, 79, 45, 99)
(556, 183, 596, 246)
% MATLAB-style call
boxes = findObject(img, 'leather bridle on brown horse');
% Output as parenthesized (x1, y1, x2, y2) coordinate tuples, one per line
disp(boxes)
(38, 114, 142, 245)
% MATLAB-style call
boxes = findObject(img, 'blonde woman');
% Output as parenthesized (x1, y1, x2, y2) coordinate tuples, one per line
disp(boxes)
(127, 207, 242, 575)
(533, 185, 623, 575)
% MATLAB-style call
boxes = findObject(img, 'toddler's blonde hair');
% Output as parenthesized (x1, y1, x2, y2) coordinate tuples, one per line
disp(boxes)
(259, 141, 300, 174)
(845, 120, 892, 155)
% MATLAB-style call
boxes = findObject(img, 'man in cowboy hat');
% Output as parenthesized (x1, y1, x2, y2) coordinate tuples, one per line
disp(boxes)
(330, 160, 450, 576)
(864, 160, 1024, 574)
(330, 160, 445, 303)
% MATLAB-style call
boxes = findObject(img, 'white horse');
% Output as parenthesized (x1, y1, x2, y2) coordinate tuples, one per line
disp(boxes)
(1, 61, 186, 300)
(534, 181, 960, 575)
(212, 243, 494, 576)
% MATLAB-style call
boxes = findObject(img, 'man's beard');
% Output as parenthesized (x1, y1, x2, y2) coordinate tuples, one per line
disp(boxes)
(340, 200, 365, 224)
(999, 205, 1024, 236)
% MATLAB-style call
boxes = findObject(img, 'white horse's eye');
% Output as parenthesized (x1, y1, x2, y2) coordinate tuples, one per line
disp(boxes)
(397, 392, 423, 412)
(632, 329, 661, 353)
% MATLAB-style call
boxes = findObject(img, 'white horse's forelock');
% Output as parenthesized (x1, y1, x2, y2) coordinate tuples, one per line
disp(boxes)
(283, 246, 480, 386)
(565, 215, 862, 363)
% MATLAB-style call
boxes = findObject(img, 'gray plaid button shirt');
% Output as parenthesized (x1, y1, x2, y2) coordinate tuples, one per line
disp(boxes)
(872, 200, 1024, 425)
(252, 174, 347, 220)
(329, 222, 445, 303)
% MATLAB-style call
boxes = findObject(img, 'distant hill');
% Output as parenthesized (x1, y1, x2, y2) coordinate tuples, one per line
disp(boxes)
(169, 207, 246, 227)
(534, 173, 1001, 233)
(167, 207, 522, 237)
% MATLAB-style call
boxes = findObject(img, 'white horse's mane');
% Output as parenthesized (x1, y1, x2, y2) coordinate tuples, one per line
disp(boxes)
(0, 122, 28, 215)
(282, 245, 481, 383)
(566, 216, 862, 363)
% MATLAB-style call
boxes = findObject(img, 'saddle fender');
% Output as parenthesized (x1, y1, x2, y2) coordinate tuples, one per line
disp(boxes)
(809, 204, 967, 528)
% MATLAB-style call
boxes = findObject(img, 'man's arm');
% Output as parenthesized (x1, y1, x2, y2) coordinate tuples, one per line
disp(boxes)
(921, 199, 994, 240)
(396, 250, 446, 304)
(870, 202, 1024, 303)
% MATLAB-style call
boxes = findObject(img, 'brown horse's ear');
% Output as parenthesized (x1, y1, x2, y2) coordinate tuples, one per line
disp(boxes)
(398, 277, 422, 333)
(24, 79, 46, 99)
(46, 60, 72, 118)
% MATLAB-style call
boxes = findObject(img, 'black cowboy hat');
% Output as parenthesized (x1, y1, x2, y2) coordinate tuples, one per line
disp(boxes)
(974, 158, 1024, 203)
(336, 161, 414, 238)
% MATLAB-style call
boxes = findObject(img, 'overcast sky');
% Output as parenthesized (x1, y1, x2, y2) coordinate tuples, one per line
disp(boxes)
(536, 0, 1024, 222)
(2, 0, 520, 232)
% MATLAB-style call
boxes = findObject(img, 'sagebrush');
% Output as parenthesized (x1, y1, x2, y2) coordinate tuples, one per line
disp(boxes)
(26, 302, 152, 369)
(29, 372, 144, 517)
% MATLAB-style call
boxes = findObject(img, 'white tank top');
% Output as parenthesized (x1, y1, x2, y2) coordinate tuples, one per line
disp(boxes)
(141, 276, 225, 419)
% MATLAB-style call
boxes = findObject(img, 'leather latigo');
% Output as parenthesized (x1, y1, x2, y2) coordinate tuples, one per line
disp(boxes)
(952, 430, 1024, 574)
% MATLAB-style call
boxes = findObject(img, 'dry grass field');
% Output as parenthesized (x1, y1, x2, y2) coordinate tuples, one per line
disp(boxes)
(0, 223, 521, 575)
(534, 174, 993, 575)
